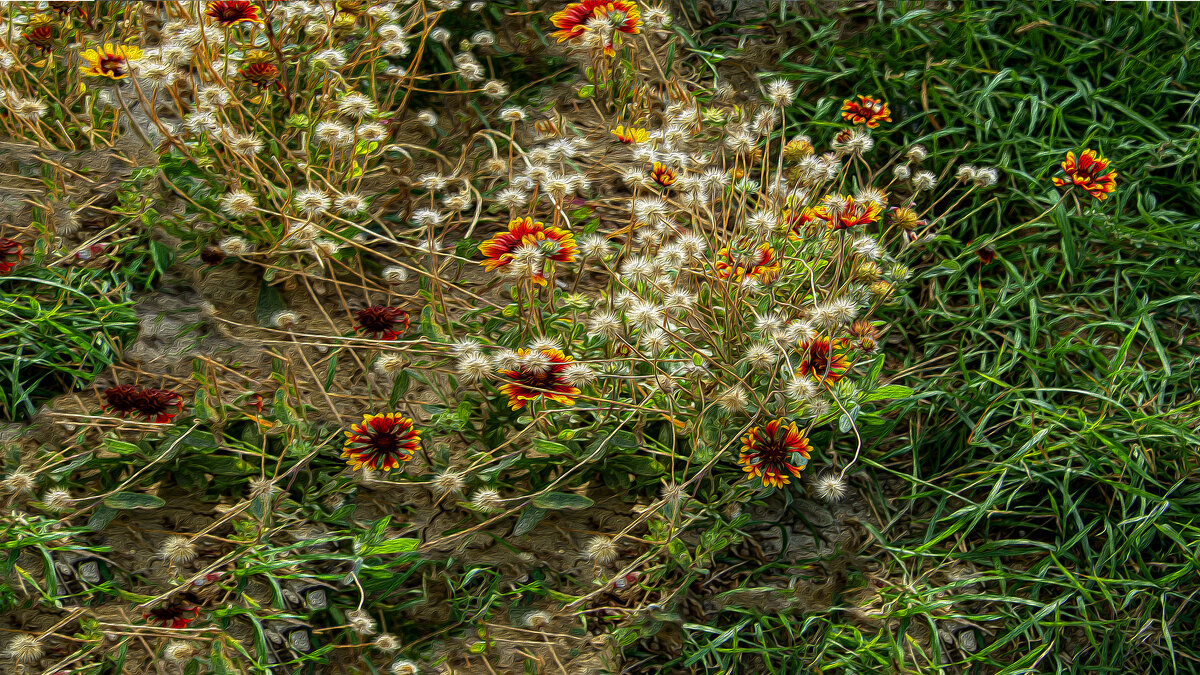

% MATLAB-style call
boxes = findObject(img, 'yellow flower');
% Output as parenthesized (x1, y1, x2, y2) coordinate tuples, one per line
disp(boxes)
(80, 43, 143, 79)
(611, 124, 648, 144)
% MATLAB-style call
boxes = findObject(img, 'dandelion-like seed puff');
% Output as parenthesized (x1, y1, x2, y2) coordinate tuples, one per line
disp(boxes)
(550, 0, 643, 57)
(840, 95, 891, 128)
(479, 217, 577, 286)
(739, 418, 811, 488)
(496, 348, 581, 410)
(1051, 149, 1117, 201)
(342, 413, 421, 472)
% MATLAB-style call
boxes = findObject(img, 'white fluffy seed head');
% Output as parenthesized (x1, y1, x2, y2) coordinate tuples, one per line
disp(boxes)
(813, 472, 849, 502)
(584, 535, 618, 565)
(5, 634, 44, 663)
(470, 488, 504, 513)
(160, 536, 198, 565)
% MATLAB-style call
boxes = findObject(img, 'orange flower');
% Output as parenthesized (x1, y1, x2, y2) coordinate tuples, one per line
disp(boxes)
(650, 162, 677, 187)
(1051, 149, 1117, 201)
(549, 0, 643, 56)
(478, 217, 577, 286)
(611, 124, 648, 144)
(496, 348, 580, 410)
(715, 241, 780, 284)
(79, 43, 142, 79)
(342, 413, 421, 472)
(815, 194, 883, 231)
(205, 0, 264, 26)
(739, 418, 811, 488)
(240, 51, 280, 88)
(797, 338, 850, 386)
(840, 95, 891, 128)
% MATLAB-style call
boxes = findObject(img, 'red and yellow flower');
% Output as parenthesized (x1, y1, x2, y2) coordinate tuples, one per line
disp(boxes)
(496, 348, 580, 410)
(650, 162, 677, 187)
(840, 95, 891, 128)
(738, 418, 811, 488)
(342, 413, 421, 472)
(815, 194, 883, 231)
(1051, 149, 1117, 201)
(22, 15, 55, 53)
(79, 43, 143, 79)
(715, 241, 781, 284)
(549, 0, 643, 57)
(0, 239, 23, 274)
(239, 50, 280, 89)
(355, 306, 410, 340)
(611, 124, 648, 144)
(478, 217, 577, 286)
(782, 204, 821, 241)
(797, 338, 850, 386)
(205, 0, 264, 26)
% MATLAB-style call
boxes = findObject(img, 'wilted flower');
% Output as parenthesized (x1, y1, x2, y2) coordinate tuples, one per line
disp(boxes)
(144, 602, 200, 629)
(355, 306, 410, 340)
(342, 413, 421, 472)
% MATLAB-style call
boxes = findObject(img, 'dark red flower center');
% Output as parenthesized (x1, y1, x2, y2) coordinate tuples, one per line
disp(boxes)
(356, 306, 408, 335)
(98, 55, 127, 76)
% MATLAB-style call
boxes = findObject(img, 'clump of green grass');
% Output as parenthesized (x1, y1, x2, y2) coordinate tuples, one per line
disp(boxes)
(665, 1, 1200, 672)
(0, 266, 138, 420)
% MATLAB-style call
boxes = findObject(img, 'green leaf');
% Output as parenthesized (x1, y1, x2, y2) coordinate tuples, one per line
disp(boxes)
(513, 506, 548, 536)
(531, 492, 594, 510)
(361, 538, 420, 556)
(87, 505, 120, 531)
(103, 438, 142, 455)
(862, 385, 915, 403)
(611, 455, 665, 476)
(104, 492, 167, 509)
(531, 439, 570, 455)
